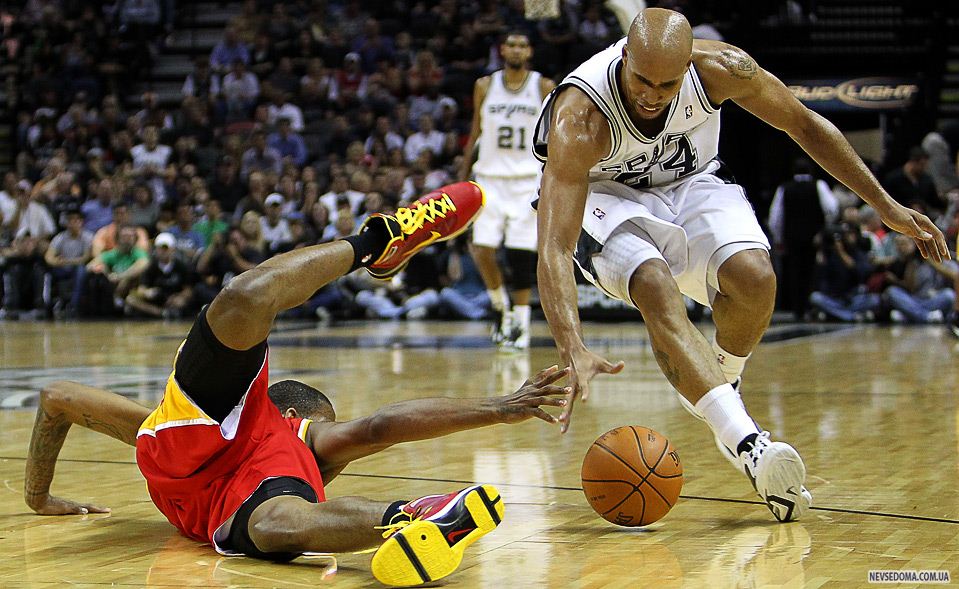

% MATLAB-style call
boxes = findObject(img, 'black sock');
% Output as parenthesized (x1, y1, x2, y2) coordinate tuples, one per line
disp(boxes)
(382, 500, 409, 526)
(736, 433, 759, 456)
(342, 219, 389, 272)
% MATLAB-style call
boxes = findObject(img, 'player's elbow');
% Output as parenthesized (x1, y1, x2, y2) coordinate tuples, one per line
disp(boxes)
(217, 270, 277, 314)
(39, 381, 74, 414)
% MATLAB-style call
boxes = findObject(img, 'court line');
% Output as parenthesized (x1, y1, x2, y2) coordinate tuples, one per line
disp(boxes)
(3, 456, 956, 525)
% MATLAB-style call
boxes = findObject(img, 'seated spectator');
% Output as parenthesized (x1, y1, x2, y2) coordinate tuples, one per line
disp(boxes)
(194, 226, 265, 306)
(131, 92, 174, 132)
(182, 58, 221, 103)
(321, 207, 356, 241)
(80, 225, 150, 316)
(328, 52, 369, 108)
(241, 130, 282, 179)
(130, 184, 157, 232)
(0, 232, 47, 319)
(883, 147, 944, 216)
(43, 208, 94, 316)
(267, 118, 308, 166)
(5, 179, 56, 242)
(440, 240, 492, 320)
(238, 210, 267, 256)
(407, 50, 443, 96)
(91, 202, 150, 257)
(300, 58, 333, 106)
(80, 178, 116, 233)
(267, 58, 300, 99)
(808, 223, 880, 322)
(248, 30, 277, 78)
(193, 199, 228, 247)
(124, 232, 196, 318)
(167, 203, 205, 259)
(351, 18, 395, 74)
(209, 156, 244, 213)
(365, 115, 405, 154)
(266, 91, 304, 132)
(319, 172, 364, 222)
(130, 126, 172, 194)
(261, 193, 293, 254)
(210, 26, 250, 74)
(404, 115, 445, 163)
(578, 4, 615, 51)
(884, 235, 955, 323)
(221, 59, 259, 120)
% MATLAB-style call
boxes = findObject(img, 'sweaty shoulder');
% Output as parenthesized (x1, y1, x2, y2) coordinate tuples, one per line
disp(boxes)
(474, 75, 492, 96)
(547, 85, 611, 166)
(691, 39, 761, 104)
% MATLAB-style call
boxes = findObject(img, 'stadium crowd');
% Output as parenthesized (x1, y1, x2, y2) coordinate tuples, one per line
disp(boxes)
(2, 0, 958, 333)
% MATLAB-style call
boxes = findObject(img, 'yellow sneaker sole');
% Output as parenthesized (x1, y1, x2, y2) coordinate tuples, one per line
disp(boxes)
(371, 485, 504, 587)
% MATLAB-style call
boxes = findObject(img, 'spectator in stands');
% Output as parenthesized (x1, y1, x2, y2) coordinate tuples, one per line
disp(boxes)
(404, 115, 445, 164)
(193, 199, 228, 247)
(883, 147, 944, 216)
(210, 26, 249, 74)
(221, 58, 259, 120)
(43, 208, 93, 317)
(352, 18, 395, 74)
(266, 91, 304, 132)
(440, 239, 493, 320)
(578, 3, 615, 52)
(91, 202, 150, 257)
(365, 115, 405, 155)
(241, 130, 282, 179)
(268, 118, 309, 167)
(182, 57, 221, 103)
(124, 232, 195, 319)
(229, 0, 260, 45)
(81, 225, 149, 316)
(300, 58, 333, 107)
(884, 235, 955, 324)
(260, 193, 293, 254)
(808, 223, 879, 322)
(0, 231, 46, 319)
(82, 178, 116, 233)
(769, 158, 838, 319)
(921, 122, 959, 198)
(130, 126, 172, 199)
(6, 179, 56, 242)
(167, 203, 205, 259)
(329, 52, 368, 108)
(267, 57, 300, 97)
(132, 92, 173, 132)
(208, 156, 243, 213)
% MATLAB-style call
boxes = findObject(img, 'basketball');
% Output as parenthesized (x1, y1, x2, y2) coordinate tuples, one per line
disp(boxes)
(581, 426, 683, 526)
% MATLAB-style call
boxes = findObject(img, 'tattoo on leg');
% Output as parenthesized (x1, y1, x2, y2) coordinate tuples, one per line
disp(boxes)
(654, 350, 681, 384)
(82, 413, 133, 444)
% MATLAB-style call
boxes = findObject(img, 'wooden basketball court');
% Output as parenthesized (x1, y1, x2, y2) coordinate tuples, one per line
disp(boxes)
(1, 319, 956, 587)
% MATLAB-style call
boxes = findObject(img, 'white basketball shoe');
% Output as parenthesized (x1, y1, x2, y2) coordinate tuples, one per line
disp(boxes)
(676, 380, 812, 522)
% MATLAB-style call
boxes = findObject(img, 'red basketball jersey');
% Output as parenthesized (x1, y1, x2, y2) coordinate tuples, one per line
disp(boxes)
(135, 353, 326, 546)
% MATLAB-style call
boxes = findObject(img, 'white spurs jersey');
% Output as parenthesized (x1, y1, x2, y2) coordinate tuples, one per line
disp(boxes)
(534, 38, 721, 189)
(473, 69, 544, 178)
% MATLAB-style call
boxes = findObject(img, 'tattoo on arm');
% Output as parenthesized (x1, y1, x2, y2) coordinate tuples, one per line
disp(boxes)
(25, 404, 71, 502)
(725, 54, 758, 80)
(654, 350, 681, 385)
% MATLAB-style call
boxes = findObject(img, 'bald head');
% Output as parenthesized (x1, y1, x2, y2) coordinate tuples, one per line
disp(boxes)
(627, 8, 693, 61)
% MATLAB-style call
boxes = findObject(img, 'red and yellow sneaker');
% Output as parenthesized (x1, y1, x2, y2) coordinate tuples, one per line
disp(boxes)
(371, 484, 504, 587)
(361, 181, 485, 280)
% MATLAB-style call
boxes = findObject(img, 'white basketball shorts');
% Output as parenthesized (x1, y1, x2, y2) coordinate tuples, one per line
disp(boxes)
(574, 167, 770, 308)
(472, 174, 539, 251)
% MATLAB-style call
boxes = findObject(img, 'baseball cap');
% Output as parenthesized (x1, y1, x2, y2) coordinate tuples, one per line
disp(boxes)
(154, 233, 176, 249)
(265, 193, 285, 207)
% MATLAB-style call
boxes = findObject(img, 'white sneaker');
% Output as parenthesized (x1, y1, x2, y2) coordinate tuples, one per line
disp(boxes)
(890, 309, 906, 323)
(738, 432, 812, 522)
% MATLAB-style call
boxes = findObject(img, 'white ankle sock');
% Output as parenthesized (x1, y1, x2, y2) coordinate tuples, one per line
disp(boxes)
(487, 286, 508, 312)
(695, 383, 760, 453)
(512, 304, 530, 329)
(712, 334, 750, 383)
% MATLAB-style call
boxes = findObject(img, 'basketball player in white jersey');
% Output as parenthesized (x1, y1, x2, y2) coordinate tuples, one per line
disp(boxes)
(461, 32, 555, 349)
(534, 9, 948, 522)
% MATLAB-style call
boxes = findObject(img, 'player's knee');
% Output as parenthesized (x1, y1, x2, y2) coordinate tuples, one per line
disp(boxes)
(629, 261, 684, 319)
(505, 248, 536, 290)
(248, 510, 299, 554)
(720, 250, 776, 304)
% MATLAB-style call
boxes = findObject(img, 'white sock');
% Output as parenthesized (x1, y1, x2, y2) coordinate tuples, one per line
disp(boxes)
(712, 334, 750, 383)
(512, 304, 530, 330)
(695, 383, 760, 453)
(487, 286, 508, 312)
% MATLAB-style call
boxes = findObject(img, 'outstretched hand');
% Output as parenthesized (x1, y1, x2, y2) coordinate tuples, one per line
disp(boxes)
(496, 365, 571, 424)
(558, 348, 625, 434)
(880, 205, 951, 262)
(28, 493, 110, 516)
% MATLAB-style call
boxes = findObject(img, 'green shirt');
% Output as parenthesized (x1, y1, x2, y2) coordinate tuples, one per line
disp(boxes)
(100, 247, 148, 273)
(193, 219, 229, 247)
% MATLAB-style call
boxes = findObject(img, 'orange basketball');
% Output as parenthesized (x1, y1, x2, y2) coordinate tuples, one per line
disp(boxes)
(581, 426, 683, 526)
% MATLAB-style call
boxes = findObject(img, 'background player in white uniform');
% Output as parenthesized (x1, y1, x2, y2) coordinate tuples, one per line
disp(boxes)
(534, 9, 948, 522)
(461, 32, 555, 349)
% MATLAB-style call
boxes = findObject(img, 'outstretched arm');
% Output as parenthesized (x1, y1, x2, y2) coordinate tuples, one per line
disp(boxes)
(308, 365, 570, 478)
(537, 87, 625, 433)
(25, 381, 150, 515)
(698, 41, 949, 262)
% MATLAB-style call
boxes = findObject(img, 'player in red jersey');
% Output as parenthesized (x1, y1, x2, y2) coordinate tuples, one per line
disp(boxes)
(23, 182, 570, 586)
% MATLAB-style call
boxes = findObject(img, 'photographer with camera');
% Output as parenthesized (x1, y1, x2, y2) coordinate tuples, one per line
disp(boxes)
(808, 222, 880, 322)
